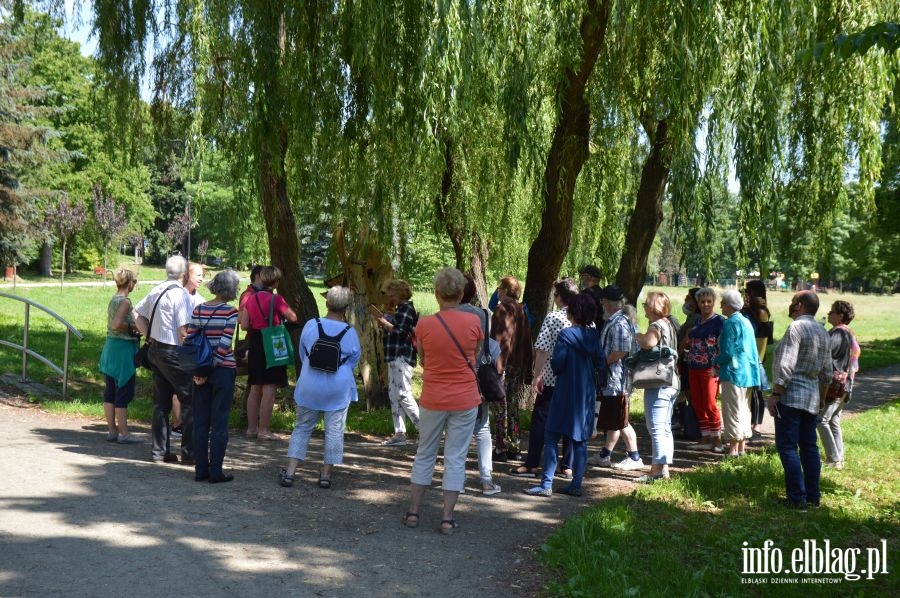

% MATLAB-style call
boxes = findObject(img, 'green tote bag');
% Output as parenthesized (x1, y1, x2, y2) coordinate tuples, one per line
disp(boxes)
(256, 293, 294, 368)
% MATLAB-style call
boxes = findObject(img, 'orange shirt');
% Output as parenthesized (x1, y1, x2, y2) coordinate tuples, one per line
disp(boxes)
(418, 309, 483, 411)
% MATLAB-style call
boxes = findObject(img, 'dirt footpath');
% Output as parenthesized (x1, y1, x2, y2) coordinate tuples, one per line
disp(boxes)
(1, 364, 897, 597)
(0, 402, 625, 598)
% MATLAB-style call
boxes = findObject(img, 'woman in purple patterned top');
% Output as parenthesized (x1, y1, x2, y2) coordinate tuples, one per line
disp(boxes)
(686, 287, 725, 452)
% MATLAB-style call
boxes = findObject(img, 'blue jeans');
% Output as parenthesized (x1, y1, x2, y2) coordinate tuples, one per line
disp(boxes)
(774, 402, 821, 505)
(192, 367, 236, 478)
(523, 386, 573, 471)
(540, 430, 587, 490)
(644, 386, 677, 464)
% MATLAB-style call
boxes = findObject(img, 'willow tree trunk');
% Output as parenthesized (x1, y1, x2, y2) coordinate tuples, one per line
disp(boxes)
(522, 0, 611, 335)
(615, 119, 672, 303)
(434, 136, 465, 270)
(258, 126, 319, 324)
(469, 232, 490, 307)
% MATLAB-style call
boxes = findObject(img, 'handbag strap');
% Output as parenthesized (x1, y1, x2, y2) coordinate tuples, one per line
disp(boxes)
(147, 284, 179, 341)
(254, 291, 277, 328)
(434, 313, 478, 379)
(480, 308, 491, 360)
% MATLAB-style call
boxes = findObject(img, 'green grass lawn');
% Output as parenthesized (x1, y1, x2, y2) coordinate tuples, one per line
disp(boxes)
(540, 400, 900, 596)
(1, 281, 898, 434)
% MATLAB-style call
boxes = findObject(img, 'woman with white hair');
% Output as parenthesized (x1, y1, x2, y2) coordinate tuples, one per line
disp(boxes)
(715, 289, 760, 456)
(189, 270, 241, 483)
(279, 287, 361, 489)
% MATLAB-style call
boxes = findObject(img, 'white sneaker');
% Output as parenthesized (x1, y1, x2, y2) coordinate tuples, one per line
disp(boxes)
(587, 454, 612, 467)
(613, 457, 647, 471)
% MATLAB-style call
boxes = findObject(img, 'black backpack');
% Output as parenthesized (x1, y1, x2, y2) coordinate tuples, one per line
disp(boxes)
(305, 318, 351, 373)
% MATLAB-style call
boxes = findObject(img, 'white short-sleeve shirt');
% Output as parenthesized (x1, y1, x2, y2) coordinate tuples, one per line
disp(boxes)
(534, 308, 571, 387)
(134, 280, 194, 345)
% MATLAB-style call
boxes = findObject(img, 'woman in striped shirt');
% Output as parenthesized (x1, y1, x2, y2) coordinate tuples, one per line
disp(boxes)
(188, 270, 241, 484)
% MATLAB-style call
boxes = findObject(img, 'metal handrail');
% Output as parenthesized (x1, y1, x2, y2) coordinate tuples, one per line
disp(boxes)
(0, 292, 84, 400)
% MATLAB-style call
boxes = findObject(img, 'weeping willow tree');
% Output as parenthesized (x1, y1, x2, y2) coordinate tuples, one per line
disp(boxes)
(33, 0, 897, 332)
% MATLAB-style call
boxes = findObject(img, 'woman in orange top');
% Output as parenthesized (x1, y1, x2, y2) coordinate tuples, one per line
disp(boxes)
(403, 267, 483, 535)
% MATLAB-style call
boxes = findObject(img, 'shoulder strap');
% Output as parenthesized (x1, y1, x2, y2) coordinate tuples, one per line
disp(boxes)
(147, 284, 179, 338)
(254, 291, 275, 327)
(434, 313, 478, 378)
(480, 308, 490, 359)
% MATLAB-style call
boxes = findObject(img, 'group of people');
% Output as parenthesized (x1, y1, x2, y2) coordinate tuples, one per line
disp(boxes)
(98, 258, 859, 527)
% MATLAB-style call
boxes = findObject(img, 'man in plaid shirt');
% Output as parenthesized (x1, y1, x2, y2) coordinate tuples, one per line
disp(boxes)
(374, 280, 420, 446)
(767, 291, 832, 509)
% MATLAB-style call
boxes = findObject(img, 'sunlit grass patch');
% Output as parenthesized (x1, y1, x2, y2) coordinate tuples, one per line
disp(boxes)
(540, 400, 900, 596)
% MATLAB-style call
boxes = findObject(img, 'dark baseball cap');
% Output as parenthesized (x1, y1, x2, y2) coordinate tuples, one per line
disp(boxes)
(599, 284, 624, 301)
(578, 264, 602, 279)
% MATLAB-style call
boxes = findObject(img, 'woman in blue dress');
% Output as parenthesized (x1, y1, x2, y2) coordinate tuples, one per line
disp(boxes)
(525, 294, 603, 497)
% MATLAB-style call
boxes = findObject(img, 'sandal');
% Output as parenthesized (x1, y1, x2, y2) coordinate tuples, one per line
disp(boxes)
(402, 512, 419, 528)
(278, 468, 294, 488)
(510, 467, 537, 478)
(438, 519, 460, 535)
(318, 477, 331, 489)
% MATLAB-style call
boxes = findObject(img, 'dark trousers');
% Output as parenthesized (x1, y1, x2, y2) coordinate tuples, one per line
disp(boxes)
(750, 388, 766, 426)
(774, 402, 821, 505)
(524, 386, 573, 470)
(193, 367, 236, 478)
(149, 342, 194, 460)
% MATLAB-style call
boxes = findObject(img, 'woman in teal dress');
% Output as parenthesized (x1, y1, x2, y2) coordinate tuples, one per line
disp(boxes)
(99, 268, 141, 443)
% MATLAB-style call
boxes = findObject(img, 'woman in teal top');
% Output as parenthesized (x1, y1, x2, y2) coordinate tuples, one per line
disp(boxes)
(715, 289, 761, 456)
(98, 268, 141, 443)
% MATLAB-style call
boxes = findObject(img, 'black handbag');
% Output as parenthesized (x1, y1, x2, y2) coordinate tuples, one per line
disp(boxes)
(134, 284, 178, 370)
(474, 309, 506, 402)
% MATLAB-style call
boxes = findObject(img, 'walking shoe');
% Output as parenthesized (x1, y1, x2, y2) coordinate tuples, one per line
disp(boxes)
(635, 474, 669, 484)
(171, 425, 183, 439)
(612, 457, 646, 471)
(780, 498, 808, 512)
(382, 434, 407, 446)
(556, 485, 583, 497)
(523, 486, 552, 497)
(482, 482, 502, 496)
(712, 445, 725, 454)
(693, 442, 714, 450)
(116, 434, 142, 444)
(587, 454, 612, 467)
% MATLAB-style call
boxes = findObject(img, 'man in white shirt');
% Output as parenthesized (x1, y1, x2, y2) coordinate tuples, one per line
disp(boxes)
(134, 256, 195, 463)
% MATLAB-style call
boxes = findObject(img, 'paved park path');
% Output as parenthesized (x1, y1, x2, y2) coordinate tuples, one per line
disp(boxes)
(0, 366, 897, 597)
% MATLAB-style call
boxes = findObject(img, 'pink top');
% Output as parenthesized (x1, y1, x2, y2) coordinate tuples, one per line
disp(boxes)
(244, 291, 290, 329)
(417, 309, 483, 411)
